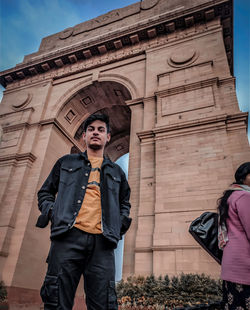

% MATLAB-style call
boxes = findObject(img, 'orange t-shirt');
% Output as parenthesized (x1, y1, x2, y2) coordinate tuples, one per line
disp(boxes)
(74, 156, 103, 234)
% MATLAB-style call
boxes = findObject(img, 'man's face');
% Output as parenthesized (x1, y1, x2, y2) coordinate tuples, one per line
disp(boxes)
(83, 120, 111, 151)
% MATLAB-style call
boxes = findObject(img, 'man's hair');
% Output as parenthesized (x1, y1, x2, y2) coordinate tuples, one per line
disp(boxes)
(83, 114, 110, 133)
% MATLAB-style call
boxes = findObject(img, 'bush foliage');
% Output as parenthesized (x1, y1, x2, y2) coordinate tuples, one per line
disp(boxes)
(116, 273, 222, 308)
(0, 281, 7, 302)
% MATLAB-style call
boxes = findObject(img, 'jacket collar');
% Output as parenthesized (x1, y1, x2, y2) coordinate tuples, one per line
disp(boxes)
(80, 150, 114, 168)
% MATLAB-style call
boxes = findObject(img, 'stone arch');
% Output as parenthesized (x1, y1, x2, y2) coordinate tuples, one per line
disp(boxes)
(56, 80, 132, 161)
(54, 76, 93, 115)
(98, 72, 139, 99)
(54, 73, 138, 118)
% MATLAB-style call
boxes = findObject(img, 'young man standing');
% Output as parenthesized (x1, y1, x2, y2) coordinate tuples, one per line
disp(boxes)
(36, 114, 131, 310)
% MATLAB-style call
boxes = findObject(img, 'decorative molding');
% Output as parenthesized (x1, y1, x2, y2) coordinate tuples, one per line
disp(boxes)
(3, 23, 222, 93)
(114, 40, 123, 49)
(41, 63, 50, 71)
(0, 0, 233, 88)
(155, 77, 218, 97)
(130, 34, 139, 45)
(137, 130, 154, 143)
(137, 112, 248, 141)
(158, 61, 213, 79)
(82, 50, 92, 59)
(12, 92, 32, 111)
(2, 122, 30, 133)
(135, 247, 153, 253)
(168, 48, 198, 68)
(125, 97, 144, 107)
(80, 96, 94, 107)
(64, 109, 76, 124)
(0, 107, 34, 119)
(0, 152, 36, 165)
(29, 67, 38, 75)
(226, 112, 249, 131)
(68, 55, 78, 64)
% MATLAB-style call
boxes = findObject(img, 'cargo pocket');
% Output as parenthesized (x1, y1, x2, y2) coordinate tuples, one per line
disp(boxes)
(40, 274, 59, 307)
(108, 280, 118, 310)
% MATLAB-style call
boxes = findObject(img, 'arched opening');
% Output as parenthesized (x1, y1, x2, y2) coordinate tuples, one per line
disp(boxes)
(55, 81, 131, 162)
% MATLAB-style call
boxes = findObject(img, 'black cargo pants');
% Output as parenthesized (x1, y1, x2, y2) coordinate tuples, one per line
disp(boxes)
(40, 227, 118, 310)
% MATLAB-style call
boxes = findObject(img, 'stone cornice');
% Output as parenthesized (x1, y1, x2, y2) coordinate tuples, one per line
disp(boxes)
(2, 122, 30, 133)
(0, 0, 233, 88)
(126, 97, 144, 106)
(137, 112, 248, 141)
(1, 23, 223, 93)
(0, 152, 36, 165)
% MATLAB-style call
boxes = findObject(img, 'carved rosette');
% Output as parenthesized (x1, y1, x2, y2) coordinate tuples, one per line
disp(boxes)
(12, 92, 32, 110)
(168, 47, 199, 68)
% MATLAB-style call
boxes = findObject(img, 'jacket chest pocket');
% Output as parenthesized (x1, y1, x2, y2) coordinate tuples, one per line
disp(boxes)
(106, 173, 121, 191)
(60, 165, 82, 186)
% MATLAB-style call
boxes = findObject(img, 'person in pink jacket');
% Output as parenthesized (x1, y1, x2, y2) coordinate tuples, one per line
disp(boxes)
(217, 162, 250, 310)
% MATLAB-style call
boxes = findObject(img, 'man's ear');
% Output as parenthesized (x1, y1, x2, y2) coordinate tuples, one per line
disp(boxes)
(107, 132, 111, 143)
(82, 131, 86, 140)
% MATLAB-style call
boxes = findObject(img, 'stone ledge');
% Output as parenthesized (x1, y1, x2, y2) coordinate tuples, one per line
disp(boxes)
(0, 152, 36, 164)
(137, 112, 248, 141)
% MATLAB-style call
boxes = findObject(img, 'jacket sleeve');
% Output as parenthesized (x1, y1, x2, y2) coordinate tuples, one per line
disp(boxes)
(119, 169, 132, 236)
(36, 158, 61, 228)
(237, 193, 250, 241)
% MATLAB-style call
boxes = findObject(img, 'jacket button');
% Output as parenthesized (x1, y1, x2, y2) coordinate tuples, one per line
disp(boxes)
(77, 200, 81, 203)
(87, 163, 90, 166)
(82, 185, 86, 189)
(85, 173, 88, 176)
(74, 212, 77, 216)
(69, 168, 73, 171)
(68, 223, 71, 227)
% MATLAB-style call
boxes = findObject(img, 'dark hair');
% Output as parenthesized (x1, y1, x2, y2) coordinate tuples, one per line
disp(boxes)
(234, 162, 250, 184)
(83, 114, 110, 133)
(218, 162, 250, 225)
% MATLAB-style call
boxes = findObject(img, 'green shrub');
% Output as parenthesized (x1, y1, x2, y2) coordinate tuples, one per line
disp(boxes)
(0, 281, 7, 302)
(116, 273, 222, 308)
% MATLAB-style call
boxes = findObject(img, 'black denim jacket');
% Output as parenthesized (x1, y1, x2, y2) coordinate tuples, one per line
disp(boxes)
(36, 151, 132, 246)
